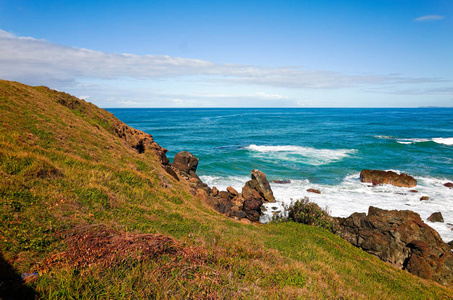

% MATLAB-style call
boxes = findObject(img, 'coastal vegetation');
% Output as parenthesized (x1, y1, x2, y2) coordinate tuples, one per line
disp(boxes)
(0, 79, 452, 299)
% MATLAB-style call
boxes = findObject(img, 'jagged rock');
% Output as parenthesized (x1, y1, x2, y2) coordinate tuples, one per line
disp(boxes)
(307, 188, 321, 194)
(114, 121, 169, 164)
(171, 151, 199, 177)
(212, 186, 219, 196)
(360, 169, 417, 188)
(420, 196, 430, 201)
(336, 206, 453, 286)
(428, 212, 444, 223)
(444, 182, 453, 189)
(247, 169, 275, 203)
(227, 186, 239, 197)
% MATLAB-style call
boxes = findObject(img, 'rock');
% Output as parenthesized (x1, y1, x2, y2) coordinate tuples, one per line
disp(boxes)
(336, 206, 453, 286)
(249, 169, 275, 202)
(212, 186, 219, 196)
(171, 151, 199, 177)
(273, 180, 291, 184)
(427, 212, 444, 223)
(227, 186, 239, 197)
(410, 190, 418, 193)
(307, 188, 321, 194)
(444, 182, 453, 189)
(448, 240, 453, 249)
(162, 165, 179, 181)
(360, 169, 417, 188)
(420, 196, 430, 201)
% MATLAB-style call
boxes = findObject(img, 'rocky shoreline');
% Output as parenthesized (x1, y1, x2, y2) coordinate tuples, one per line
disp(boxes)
(122, 127, 453, 286)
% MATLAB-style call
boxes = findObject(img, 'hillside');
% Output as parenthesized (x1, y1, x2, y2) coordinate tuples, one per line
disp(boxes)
(0, 79, 452, 299)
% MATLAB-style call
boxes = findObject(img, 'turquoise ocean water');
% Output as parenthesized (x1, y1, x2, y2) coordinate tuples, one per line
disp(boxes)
(107, 108, 453, 241)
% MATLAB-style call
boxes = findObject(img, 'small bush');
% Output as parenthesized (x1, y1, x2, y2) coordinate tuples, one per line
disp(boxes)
(287, 197, 338, 233)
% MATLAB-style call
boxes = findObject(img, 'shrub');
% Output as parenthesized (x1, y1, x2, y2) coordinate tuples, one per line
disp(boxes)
(287, 197, 338, 233)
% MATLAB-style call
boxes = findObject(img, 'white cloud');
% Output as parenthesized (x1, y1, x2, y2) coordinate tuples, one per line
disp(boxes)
(0, 29, 443, 90)
(414, 15, 445, 22)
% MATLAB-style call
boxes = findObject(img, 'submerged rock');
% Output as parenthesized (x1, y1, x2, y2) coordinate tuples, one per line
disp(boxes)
(360, 169, 417, 188)
(420, 196, 430, 201)
(273, 180, 291, 184)
(336, 206, 453, 285)
(444, 182, 453, 189)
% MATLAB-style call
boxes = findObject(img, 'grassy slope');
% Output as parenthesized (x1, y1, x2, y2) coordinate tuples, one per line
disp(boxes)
(0, 79, 451, 299)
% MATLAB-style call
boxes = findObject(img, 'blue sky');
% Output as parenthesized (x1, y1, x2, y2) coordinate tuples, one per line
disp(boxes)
(0, 0, 452, 107)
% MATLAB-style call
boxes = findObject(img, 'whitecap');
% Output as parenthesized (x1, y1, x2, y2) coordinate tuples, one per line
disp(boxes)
(433, 137, 453, 146)
(244, 144, 357, 166)
(396, 138, 431, 144)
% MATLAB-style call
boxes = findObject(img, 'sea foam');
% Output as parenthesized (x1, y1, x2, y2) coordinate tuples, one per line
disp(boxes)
(244, 144, 357, 166)
(201, 173, 453, 243)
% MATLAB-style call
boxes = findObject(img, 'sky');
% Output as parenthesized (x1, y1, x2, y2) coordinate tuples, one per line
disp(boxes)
(0, 0, 452, 107)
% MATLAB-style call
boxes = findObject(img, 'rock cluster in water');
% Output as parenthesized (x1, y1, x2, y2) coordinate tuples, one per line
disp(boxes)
(360, 169, 417, 188)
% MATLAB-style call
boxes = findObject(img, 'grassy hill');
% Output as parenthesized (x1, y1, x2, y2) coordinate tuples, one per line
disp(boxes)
(0, 79, 452, 299)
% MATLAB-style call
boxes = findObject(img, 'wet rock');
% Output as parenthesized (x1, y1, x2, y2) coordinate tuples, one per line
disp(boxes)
(336, 206, 453, 285)
(360, 169, 417, 188)
(428, 212, 444, 223)
(444, 182, 453, 189)
(420, 196, 430, 201)
(410, 190, 419, 193)
(273, 180, 291, 184)
(307, 188, 321, 194)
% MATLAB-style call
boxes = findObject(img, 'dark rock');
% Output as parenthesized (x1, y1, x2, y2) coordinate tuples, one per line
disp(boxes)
(410, 190, 418, 193)
(336, 206, 453, 285)
(448, 241, 453, 249)
(273, 180, 291, 184)
(444, 182, 453, 189)
(420, 196, 430, 201)
(218, 191, 231, 201)
(360, 169, 417, 188)
(250, 169, 275, 202)
(427, 212, 444, 223)
(307, 188, 321, 194)
(171, 151, 199, 175)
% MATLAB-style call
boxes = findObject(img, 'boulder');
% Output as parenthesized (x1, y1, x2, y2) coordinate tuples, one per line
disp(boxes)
(444, 182, 453, 189)
(420, 196, 430, 201)
(171, 151, 199, 177)
(428, 212, 444, 223)
(227, 186, 239, 197)
(248, 169, 275, 203)
(360, 169, 417, 188)
(212, 186, 219, 196)
(336, 207, 453, 286)
(307, 188, 321, 194)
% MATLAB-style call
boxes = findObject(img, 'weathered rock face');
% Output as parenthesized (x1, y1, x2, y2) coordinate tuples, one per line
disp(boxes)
(360, 169, 417, 188)
(336, 206, 453, 286)
(171, 151, 199, 177)
(114, 121, 169, 165)
(248, 169, 275, 203)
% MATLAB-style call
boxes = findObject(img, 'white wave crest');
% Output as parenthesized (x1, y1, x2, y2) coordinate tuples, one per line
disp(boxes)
(396, 138, 431, 144)
(432, 137, 453, 145)
(244, 144, 357, 166)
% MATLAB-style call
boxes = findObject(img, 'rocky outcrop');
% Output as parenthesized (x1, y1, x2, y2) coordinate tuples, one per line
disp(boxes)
(360, 170, 417, 188)
(336, 207, 453, 286)
(171, 151, 199, 178)
(114, 121, 169, 165)
(247, 169, 275, 203)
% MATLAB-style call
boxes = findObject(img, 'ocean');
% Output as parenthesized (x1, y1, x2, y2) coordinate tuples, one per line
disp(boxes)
(106, 108, 453, 242)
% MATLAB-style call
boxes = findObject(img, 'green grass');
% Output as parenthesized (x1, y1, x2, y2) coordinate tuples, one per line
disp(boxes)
(0, 79, 452, 299)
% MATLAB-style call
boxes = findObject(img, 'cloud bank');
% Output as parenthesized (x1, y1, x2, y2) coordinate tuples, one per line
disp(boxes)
(0, 29, 442, 90)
